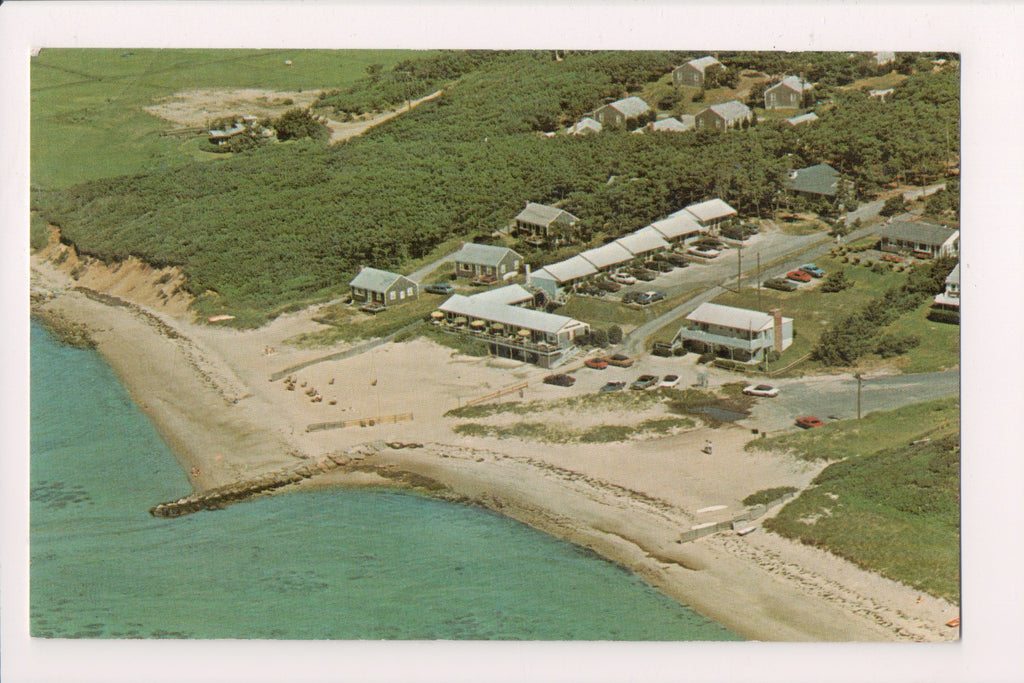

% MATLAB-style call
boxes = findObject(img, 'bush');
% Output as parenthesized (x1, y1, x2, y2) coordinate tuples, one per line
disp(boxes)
(607, 325, 623, 345)
(692, 89, 706, 103)
(875, 333, 921, 358)
(697, 351, 716, 364)
(927, 308, 960, 325)
(591, 328, 609, 347)
(820, 269, 851, 293)
(871, 262, 888, 274)
(879, 195, 907, 217)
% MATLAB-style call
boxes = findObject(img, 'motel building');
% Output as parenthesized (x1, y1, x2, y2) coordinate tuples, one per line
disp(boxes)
(675, 303, 793, 364)
(436, 287, 590, 368)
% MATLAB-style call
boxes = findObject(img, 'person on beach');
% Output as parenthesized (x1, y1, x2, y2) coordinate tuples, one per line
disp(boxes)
(703, 440, 713, 455)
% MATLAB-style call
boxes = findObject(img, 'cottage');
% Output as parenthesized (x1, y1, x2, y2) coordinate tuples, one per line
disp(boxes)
(695, 101, 753, 131)
(764, 76, 812, 109)
(783, 163, 851, 198)
(614, 226, 670, 260)
(932, 263, 960, 311)
(869, 88, 894, 102)
(452, 243, 524, 282)
(512, 202, 580, 246)
(682, 198, 738, 234)
(786, 112, 819, 126)
(208, 122, 247, 145)
(437, 293, 590, 368)
(579, 241, 635, 272)
(675, 303, 793, 364)
(879, 220, 959, 259)
(567, 117, 602, 136)
(672, 56, 724, 88)
(650, 212, 703, 243)
(526, 257, 598, 302)
(645, 116, 694, 133)
(873, 51, 896, 66)
(592, 96, 652, 130)
(349, 267, 418, 310)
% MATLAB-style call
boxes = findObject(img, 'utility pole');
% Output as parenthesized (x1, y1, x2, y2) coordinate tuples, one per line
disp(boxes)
(756, 252, 761, 310)
(737, 243, 742, 292)
(855, 372, 863, 419)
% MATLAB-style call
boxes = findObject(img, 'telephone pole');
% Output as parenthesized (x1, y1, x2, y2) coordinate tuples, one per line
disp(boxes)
(855, 372, 864, 419)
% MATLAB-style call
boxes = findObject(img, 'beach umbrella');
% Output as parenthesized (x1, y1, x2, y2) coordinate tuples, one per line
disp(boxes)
(430, 311, 443, 319)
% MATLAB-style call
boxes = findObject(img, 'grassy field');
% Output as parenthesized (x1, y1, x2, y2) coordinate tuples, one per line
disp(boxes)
(560, 288, 698, 330)
(31, 48, 431, 189)
(842, 72, 909, 92)
(774, 214, 831, 236)
(766, 425, 960, 602)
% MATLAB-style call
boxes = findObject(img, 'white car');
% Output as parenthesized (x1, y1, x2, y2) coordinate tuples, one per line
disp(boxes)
(610, 272, 637, 285)
(687, 246, 721, 259)
(742, 384, 779, 397)
(659, 374, 680, 389)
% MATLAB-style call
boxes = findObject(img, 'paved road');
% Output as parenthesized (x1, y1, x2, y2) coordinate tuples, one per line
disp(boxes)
(844, 182, 946, 226)
(408, 251, 457, 284)
(749, 369, 960, 432)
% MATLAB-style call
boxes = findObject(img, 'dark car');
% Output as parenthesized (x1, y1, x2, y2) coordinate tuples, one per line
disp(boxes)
(424, 283, 454, 295)
(620, 291, 642, 305)
(764, 278, 797, 292)
(543, 374, 576, 387)
(594, 278, 622, 292)
(630, 268, 658, 282)
(796, 416, 825, 429)
(649, 260, 674, 273)
(600, 380, 627, 392)
(637, 291, 666, 306)
(662, 253, 690, 267)
(631, 374, 659, 390)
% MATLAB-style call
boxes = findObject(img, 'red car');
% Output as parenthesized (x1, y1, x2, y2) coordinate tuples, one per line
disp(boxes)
(796, 416, 826, 429)
(584, 358, 609, 370)
(786, 270, 812, 283)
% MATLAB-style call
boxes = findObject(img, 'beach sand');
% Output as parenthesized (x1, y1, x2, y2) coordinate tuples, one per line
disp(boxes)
(29, 245, 959, 642)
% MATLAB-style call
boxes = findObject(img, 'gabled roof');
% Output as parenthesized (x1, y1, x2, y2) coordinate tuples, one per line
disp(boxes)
(605, 96, 651, 118)
(869, 88, 894, 98)
(881, 220, 959, 247)
(568, 117, 602, 135)
(439, 295, 586, 335)
(535, 256, 598, 283)
(684, 198, 738, 223)
(349, 267, 411, 292)
(210, 123, 246, 139)
(703, 100, 752, 123)
(783, 163, 844, 197)
(649, 117, 693, 132)
(468, 284, 534, 306)
(946, 264, 960, 286)
(579, 242, 635, 269)
(515, 202, 578, 228)
(787, 112, 820, 126)
(650, 212, 703, 240)
(615, 227, 670, 255)
(767, 75, 812, 95)
(683, 56, 722, 74)
(685, 303, 790, 332)
(453, 243, 522, 267)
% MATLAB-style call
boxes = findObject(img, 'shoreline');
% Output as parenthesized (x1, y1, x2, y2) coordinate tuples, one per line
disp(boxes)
(28, 253, 959, 642)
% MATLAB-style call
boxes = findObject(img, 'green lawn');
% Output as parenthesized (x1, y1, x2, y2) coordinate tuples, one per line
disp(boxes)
(31, 48, 432, 189)
(561, 288, 698, 330)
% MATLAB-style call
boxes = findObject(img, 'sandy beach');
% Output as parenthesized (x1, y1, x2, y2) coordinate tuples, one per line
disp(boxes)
(29, 238, 959, 642)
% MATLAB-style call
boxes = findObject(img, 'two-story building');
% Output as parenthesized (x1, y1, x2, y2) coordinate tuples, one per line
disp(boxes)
(672, 56, 724, 88)
(675, 303, 793, 364)
(511, 202, 580, 246)
(349, 267, 418, 310)
(452, 243, 524, 282)
(695, 101, 753, 131)
(878, 220, 959, 259)
(932, 263, 960, 311)
(764, 76, 813, 109)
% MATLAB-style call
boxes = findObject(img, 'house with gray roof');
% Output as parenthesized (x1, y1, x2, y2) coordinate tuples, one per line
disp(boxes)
(879, 220, 959, 259)
(674, 303, 793, 364)
(645, 116, 695, 133)
(682, 198, 738, 234)
(764, 76, 813, 109)
(437, 292, 590, 368)
(452, 243, 524, 282)
(873, 51, 896, 66)
(672, 56, 724, 87)
(592, 96, 653, 130)
(512, 202, 580, 246)
(783, 163, 851, 198)
(695, 101, 753, 132)
(567, 117, 602, 136)
(349, 267, 418, 309)
(869, 88, 894, 102)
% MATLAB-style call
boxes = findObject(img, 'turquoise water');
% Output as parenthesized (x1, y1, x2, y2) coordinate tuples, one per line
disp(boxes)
(30, 320, 738, 640)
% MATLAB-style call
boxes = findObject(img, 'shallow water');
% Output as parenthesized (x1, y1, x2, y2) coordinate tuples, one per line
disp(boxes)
(30, 319, 738, 640)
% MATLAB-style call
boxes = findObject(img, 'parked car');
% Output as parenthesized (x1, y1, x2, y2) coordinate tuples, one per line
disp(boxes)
(630, 268, 658, 281)
(603, 354, 634, 368)
(659, 374, 680, 389)
(609, 272, 636, 285)
(662, 252, 690, 267)
(600, 380, 626, 392)
(764, 278, 797, 292)
(584, 358, 609, 370)
(742, 384, 779, 397)
(649, 260, 674, 273)
(620, 291, 642, 305)
(786, 270, 812, 283)
(687, 246, 720, 259)
(424, 283, 455, 295)
(800, 264, 825, 278)
(543, 373, 576, 387)
(795, 416, 825, 429)
(470, 275, 498, 286)
(631, 374, 659, 390)
(594, 278, 622, 292)
(636, 291, 666, 306)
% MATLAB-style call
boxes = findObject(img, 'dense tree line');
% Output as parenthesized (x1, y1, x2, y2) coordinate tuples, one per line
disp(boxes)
(33, 51, 959, 322)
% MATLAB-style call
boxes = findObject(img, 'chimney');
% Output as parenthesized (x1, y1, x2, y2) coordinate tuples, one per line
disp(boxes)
(771, 309, 783, 353)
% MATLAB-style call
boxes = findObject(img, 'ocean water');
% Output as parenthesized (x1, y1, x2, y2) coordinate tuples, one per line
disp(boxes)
(30, 320, 739, 640)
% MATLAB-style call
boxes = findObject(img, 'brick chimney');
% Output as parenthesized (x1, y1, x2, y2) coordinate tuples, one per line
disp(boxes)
(771, 309, 783, 353)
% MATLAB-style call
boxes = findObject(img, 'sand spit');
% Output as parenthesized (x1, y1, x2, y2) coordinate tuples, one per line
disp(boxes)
(29, 253, 959, 643)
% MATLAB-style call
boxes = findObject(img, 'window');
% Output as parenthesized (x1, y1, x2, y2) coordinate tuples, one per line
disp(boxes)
(389, 291, 396, 301)
(407, 287, 414, 297)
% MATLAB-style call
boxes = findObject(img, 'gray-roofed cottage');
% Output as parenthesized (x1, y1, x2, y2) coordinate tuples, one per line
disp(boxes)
(695, 101, 753, 131)
(764, 76, 813, 109)
(592, 96, 653, 130)
(512, 202, 580, 246)
(783, 163, 851, 198)
(349, 267, 418, 309)
(452, 243, 524, 282)
(879, 220, 959, 259)
(672, 56, 724, 87)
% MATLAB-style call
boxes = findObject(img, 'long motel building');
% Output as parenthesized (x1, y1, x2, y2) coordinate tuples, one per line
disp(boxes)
(435, 285, 590, 368)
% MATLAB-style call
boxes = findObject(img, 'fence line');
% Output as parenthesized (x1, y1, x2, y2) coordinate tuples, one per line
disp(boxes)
(306, 412, 414, 432)
(678, 491, 796, 543)
(463, 381, 529, 408)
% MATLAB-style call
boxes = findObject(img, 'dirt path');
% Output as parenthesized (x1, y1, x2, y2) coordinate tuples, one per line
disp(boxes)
(324, 89, 444, 143)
